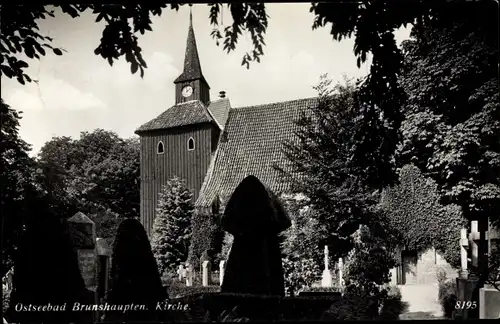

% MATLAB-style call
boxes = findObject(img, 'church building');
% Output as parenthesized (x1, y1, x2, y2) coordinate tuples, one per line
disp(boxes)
(135, 11, 315, 237)
(135, 11, 457, 288)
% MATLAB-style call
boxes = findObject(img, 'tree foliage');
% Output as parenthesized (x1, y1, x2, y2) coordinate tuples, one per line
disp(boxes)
(0, 100, 38, 276)
(280, 193, 323, 296)
(36, 129, 140, 239)
(378, 164, 466, 268)
(397, 5, 500, 227)
(277, 75, 380, 260)
(6, 214, 88, 324)
(151, 177, 194, 276)
(3, 2, 496, 193)
(342, 225, 398, 320)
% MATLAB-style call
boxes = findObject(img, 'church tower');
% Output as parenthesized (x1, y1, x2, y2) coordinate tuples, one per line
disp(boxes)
(135, 8, 229, 236)
(173, 10, 211, 105)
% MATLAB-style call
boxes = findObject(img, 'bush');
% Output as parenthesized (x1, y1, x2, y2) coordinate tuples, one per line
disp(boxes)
(106, 218, 167, 322)
(173, 292, 341, 321)
(151, 177, 194, 275)
(378, 285, 408, 320)
(438, 280, 457, 318)
(167, 282, 221, 298)
(2, 285, 11, 317)
(5, 214, 88, 324)
(341, 225, 397, 319)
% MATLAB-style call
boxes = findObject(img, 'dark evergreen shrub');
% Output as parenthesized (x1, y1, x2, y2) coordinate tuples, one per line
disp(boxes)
(151, 177, 194, 275)
(105, 218, 168, 322)
(5, 213, 88, 324)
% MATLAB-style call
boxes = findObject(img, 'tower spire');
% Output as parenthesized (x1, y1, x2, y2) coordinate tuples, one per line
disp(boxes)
(174, 4, 204, 83)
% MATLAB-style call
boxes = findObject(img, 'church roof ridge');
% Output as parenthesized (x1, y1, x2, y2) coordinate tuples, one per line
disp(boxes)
(232, 96, 318, 111)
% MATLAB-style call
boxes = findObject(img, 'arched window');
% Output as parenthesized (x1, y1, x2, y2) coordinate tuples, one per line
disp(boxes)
(188, 137, 195, 151)
(157, 141, 164, 154)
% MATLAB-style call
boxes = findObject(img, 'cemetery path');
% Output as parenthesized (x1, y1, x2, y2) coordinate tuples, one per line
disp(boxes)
(398, 284, 446, 320)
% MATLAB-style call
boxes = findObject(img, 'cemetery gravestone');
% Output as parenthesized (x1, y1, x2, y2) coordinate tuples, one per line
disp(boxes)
(68, 212, 98, 322)
(202, 261, 210, 287)
(220, 175, 291, 296)
(178, 264, 186, 281)
(96, 238, 112, 302)
(68, 212, 98, 291)
(185, 263, 194, 287)
(219, 260, 226, 286)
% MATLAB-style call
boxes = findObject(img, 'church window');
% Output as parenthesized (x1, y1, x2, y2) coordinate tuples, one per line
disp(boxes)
(157, 141, 165, 154)
(188, 137, 195, 151)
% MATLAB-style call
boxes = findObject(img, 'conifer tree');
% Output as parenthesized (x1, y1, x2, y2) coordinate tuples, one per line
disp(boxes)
(151, 177, 194, 276)
(105, 218, 167, 322)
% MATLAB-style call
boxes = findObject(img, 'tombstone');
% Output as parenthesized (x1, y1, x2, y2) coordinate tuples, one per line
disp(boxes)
(202, 261, 210, 287)
(338, 258, 344, 288)
(199, 250, 211, 278)
(177, 265, 186, 281)
(219, 260, 226, 286)
(459, 228, 469, 279)
(185, 263, 194, 287)
(96, 238, 112, 302)
(321, 245, 333, 287)
(67, 212, 98, 322)
(220, 175, 292, 296)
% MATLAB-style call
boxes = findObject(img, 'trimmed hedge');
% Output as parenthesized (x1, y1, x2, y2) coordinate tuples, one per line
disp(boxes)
(171, 292, 342, 322)
(167, 283, 221, 299)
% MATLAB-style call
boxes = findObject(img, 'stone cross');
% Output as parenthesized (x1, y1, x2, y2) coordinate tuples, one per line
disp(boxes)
(460, 228, 469, 278)
(185, 263, 194, 287)
(338, 257, 344, 288)
(219, 260, 226, 286)
(202, 261, 210, 287)
(324, 245, 329, 271)
(321, 245, 333, 287)
(177, 264, 186, 281)
(469, 220, 480, 267)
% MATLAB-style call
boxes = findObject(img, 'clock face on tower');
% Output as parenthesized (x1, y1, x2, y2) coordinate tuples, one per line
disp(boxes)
(181, 85, 193, 98)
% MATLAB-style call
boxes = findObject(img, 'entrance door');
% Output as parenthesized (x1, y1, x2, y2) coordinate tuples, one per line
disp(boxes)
(402, 250, 418, 285)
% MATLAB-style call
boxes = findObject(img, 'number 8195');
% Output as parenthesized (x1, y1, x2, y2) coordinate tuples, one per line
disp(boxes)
(455, 301, 477, 309)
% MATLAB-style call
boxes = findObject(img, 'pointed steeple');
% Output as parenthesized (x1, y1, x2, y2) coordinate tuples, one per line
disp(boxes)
(174, 5, 205, 83)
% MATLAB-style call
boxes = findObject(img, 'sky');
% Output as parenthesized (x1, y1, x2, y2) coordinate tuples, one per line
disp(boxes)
(1, 3, 410, 156)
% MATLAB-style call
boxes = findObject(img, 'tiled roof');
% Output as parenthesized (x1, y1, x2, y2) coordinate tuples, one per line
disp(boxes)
(207, 98, 231, 129)
(135, 100, 215, 133)
(196, 97, 318, 210)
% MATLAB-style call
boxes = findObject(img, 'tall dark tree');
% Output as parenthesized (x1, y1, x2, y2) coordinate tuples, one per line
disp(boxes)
(5, 213, 88, 324)
(105, 218, 167, 322)
(397, 10, 500, 228)
(277, 76, 383, 260)
(0, 100, 36, 276)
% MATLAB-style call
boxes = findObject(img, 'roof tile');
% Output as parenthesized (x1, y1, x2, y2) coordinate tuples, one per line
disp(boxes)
(196, 97, 318, 209)
(135, 100, 214, 133)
